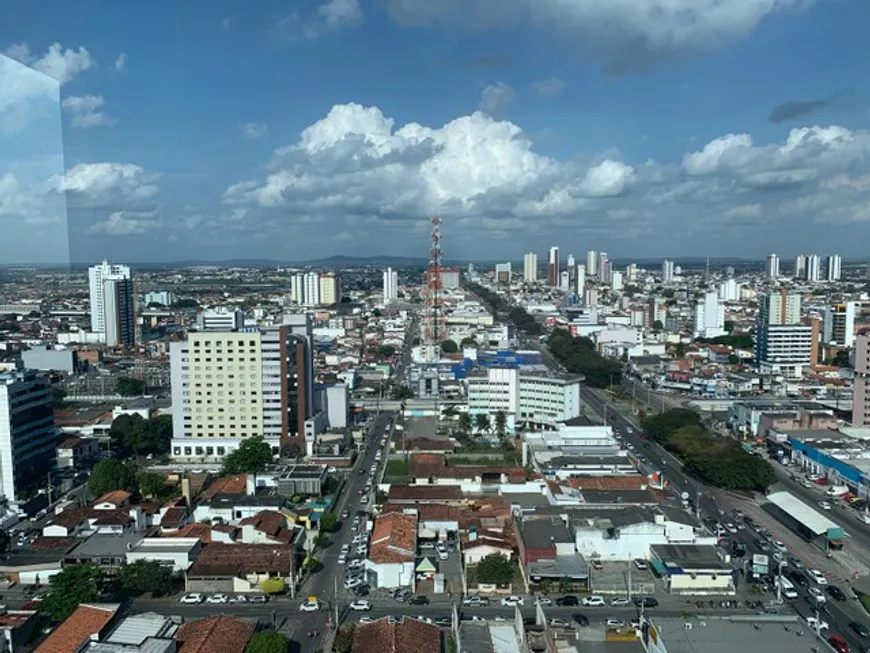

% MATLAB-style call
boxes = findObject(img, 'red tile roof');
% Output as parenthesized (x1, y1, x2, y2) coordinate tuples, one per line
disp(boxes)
(352, 617, 441, 653)
(34, 604, 117, 653)
(186, 543, 294, 577)
(200, 475, 247, 500)
(565, 475, 648, 491)
(176, 615, 255, 653)
(387, 486, 462, 503)
(370, 512, 416, 564)
(94, 490, 132, 506)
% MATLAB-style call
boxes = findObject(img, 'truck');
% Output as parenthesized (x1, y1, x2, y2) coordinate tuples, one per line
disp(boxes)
(826, 485, 849, 497)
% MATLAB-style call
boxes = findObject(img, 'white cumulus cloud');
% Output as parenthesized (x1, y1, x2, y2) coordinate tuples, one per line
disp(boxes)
(4, 42, 95, 83)
(62, 95, 118, 128)
(220, 101, 870, 253)
(381, 0, 816, 73)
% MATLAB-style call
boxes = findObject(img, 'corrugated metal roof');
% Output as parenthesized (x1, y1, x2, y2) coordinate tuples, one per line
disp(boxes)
(766, 491, 841, 536)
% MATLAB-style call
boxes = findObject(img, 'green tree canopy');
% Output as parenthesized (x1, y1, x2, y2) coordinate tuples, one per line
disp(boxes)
(319, 511, 337, 532)
(695, 333, 754, 349)
(459, 337, 478, 348)
(88, 459, 139, 498)
(441, 339, 459, 354)
(137, 471, 167, 498)
(118, 560, 172, 597)
(547, 328, 622, 388)
(109, 413, 173, 456)
(245, 631, 290, 653)
(652, 320, 664, 332)
(476, 554, 514, 585)
(171, 299, 199, 309)
(494, 411, 507, 441)
(391, 385, 414, 400)
(39, 563, 103, 621)
(473, 413, 491, 434)
(221, 436, 273, 475)
(457, 412, 472, 435)
(507, 306, 541, 335)
(117, 377, 147, 397)
(376, 345, 396, 358)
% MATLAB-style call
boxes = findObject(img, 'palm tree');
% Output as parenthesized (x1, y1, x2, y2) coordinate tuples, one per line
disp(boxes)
(494, 410, 507, 443)
(473, 413, 491, 435)
(457, 412, 472, 437)
(441, 405, 458, 421)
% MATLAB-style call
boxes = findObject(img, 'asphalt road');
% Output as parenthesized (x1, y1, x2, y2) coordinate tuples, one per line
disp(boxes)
(579, 385, 870, 653)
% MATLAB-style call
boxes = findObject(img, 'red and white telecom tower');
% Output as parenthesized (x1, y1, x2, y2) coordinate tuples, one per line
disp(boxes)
(421, 216, 443, 362)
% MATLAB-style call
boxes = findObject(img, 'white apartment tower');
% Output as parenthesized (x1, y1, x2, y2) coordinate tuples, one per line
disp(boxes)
(756, 289, 812, 378)
(575, 264, 586, 298)
(661, 260, 675, 283)
(765, 253, 780, 279)
(806, 255, 821, 282)
(89, 260, 135, 347)
(827, 254, 842, 282)
(523, 253, 538, 282)
(303, 272, 321, 306)
(718, 278, 739, 302)
(693, 291, 726, 339)
(586, 250, 598, 277)
(794, 255, 807, 279)
(383, 267, 399, 303)
(319, 273, 341, 305)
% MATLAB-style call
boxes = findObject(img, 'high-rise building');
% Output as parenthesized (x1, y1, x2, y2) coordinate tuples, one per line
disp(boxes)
(586, 250, 598, 277)
(319, 272, 341, 305)
(794, 255, 807, 279)
(566, 254, 576, 283)
(522, 253, 538, 282)
(88, 260, 135, 347)
(303, 272, 321, 306)
(575, 264, 586, 299)
(495, 263, 512, 284)
(559, 270, 570, 291)
(383, 267, 399, 303)
(758, 289, 802, 325)
(0, 370, 56, 502)
(756, 289, 811, 377)
(693, 291, 726, 339)
(765, 253, 780, 279)
(597, 252, 609, 283)
(610, 271, 624, 292)
(547, 247, 560, 286)
(852, 331, 870, 426)
(198, 307, 245, 331)
(144, 291, 172, 307)
(661, 260, 675, 283)
(826, 254, 842, 282)
(626, 264, 639, 282)
(822, 302, 856, 346)
(170, 314, 314, 461)
(806, 255, 821, 282)
(718, 278, 739, 302)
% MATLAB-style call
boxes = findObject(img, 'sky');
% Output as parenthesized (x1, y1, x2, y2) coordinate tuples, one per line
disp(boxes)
(1, 0, 870, 265)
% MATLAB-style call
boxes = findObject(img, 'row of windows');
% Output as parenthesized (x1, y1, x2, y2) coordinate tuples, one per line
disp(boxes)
(193, 340, 258, 348)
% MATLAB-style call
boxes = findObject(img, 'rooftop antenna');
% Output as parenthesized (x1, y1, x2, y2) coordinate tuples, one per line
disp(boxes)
(705, 255, 710, 280)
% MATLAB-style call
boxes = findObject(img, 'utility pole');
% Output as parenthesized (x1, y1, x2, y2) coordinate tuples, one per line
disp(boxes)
(696, 489, 702, 520)
(775, 558, 783, 603)
(46, 471, 53, 505)
(333, 575, 339, 627)
(627, 560, 632, 599)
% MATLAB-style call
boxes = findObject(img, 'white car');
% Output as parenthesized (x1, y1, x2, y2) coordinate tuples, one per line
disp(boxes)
(341, 544, 351, 554)
(299, 599, 320, 612)
(206, 594, 229, 604)
(582, 595, 606, 607)
(359, 616, 375, 624)
(606, 619, 627, 628)
(345, 576, 365, 589)
(357, 546, 368, 556)
(179, 593, 204, 604)
(806, 616, 829, 631)
(809, 569, 828, 585)
(500, 596, 524, 607)
(415, 615, 434, 624)
(610, 597, 631, 606)
(338, 553, 347, 565)
(348, 559, 365, 569)
(228, 595, 248, 604)
(535, 596, 552, 606)
(349, 600, 372, 611)
(808, 587, 827, 604)
(772, 540, 788, 552)
(549, 618, 570, 628)
(818, 501, 832, 511)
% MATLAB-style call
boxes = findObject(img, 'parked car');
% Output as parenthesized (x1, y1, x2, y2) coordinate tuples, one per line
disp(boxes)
(535, 596, 552, 606)
(809, 569, 828, 585)
(299, 599, 320, 612)
(501, 596, 524, 607)
(633, 597, 659, 608)
(349, 600, 372, 611)
(179, 593, 204, 604)
(556, 595, 579, 607)
(610, 597, 631, 606)
(408, 595, 430, 606)
(808, 587, 826, 604)
(249, 595, 268, 604)
(827, 586, 847, 601)
(581, 596, 606, 607)
(633, 559, 648, 570)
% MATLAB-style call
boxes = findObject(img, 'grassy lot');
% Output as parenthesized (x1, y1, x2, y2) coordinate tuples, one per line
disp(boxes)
(384, 459, 410, 481)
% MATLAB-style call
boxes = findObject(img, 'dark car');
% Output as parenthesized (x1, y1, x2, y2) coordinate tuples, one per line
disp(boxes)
(408, 595, 430, 606)
(633, 597, 659, 608)
(827, 585, 847, 602)
(572, 613, 590, 627)
(556, 595, 579, 606)
(851, 621, 870, 638)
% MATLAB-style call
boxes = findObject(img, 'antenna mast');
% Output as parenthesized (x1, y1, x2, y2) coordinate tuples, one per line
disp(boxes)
(421, 217, 443, 362)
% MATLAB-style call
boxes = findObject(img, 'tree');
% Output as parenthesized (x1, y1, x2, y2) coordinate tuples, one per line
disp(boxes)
(117, 377, 146, 397)
(221, 436, 273, 474)
(376, 345, 396, 358)
(39, 563, 103, 621)
(110, 413, 173, 457)
(476, 554, 514, 585)
(171, 299, 199, 309)
(457, 413, 472, 436)
(494, 411, 507, 442)
(473, 413, 491, 435)
(52, 386, 69, 408)
(441, 405, 458, 420)
(260, 578, 286, 594)
(459, 337, 478, 348)
(137, 471, 167, 498)
(88, 459, 138, 498)
(391, 385, 414, 401)
(118, 560, 173, 597)
(245, 631, 290, 653)
(652, 320, 664, 332)
(319, 511, 337, 533)
(441, 339, 459, 354)
(547, 329, 622, 389)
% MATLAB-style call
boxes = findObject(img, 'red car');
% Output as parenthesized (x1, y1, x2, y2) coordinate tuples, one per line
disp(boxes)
(828, 635, 850, 653)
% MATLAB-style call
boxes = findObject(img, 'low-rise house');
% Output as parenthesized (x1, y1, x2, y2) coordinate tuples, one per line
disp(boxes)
(352, 616, 441, 653)
(649, 543, 736, 595)
(34, 603, 119, 653)
(238, 510, 301, 545)
(125, 537, 203, 573)
(366, 512, 417, 589)
(79, 611, 178, 652)
(0, 608, 39, 652)
(175, 616, 255, 653)
(184, 543, 294, 593)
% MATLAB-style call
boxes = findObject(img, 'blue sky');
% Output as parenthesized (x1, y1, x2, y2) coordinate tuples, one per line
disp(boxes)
(1, 0, 870, 265)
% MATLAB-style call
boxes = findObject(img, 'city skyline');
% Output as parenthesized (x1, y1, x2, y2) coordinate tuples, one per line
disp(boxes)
(2, 2, 870, 264)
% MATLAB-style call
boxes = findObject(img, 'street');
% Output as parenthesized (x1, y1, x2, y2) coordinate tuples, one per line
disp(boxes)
(579, 385, 870, 653)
